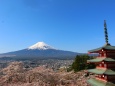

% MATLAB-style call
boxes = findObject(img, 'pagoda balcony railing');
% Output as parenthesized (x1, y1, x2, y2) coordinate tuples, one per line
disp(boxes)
(97, 64, 115, 69)
(96, 66, 107, 70)
(95, 77, 107, 82)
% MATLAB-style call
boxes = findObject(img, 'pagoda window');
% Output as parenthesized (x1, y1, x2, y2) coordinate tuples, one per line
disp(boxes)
(100, 54, 102, 57)
(99, 75, 101, 78)
(100, 75, 102, 78)
(99, 52, 101, 57)
(97, 75, 99, 78)
(102, 75, 104, 78)
(104, 53, 106, 57)
(105, 76, 107, 80)
(99, 64, 102, 67)
(101, 53, 104, 57)
(100, 53, 102, 57)
(104, 64, 106, 67)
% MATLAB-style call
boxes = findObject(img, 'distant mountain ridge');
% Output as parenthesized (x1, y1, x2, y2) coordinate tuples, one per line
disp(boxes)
(0, 42, 81, 60)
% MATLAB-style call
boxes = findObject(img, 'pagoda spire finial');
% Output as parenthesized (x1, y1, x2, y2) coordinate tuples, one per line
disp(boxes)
(104, 20, 110, 45)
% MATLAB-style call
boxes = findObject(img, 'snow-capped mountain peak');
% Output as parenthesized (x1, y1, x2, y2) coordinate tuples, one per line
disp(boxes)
(28, 42, 55, 50)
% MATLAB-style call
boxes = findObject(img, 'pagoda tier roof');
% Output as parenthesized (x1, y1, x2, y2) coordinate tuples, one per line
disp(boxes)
(87, 57, 115, 63)
(88, 44, 115, 53)
(87, 78, 115, 86)
(88, 68, 115, 75)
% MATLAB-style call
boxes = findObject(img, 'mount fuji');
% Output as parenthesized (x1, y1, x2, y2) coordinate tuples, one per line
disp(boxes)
(28, 42, 55, 50)
(0, 42, 80, 60)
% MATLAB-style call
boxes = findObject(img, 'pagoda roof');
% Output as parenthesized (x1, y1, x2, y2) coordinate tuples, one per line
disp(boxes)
(87, 57, 115, 63)
(87, 78, 115, 86)
(88, 44, 115, 53)
(88, 68, 115, 75)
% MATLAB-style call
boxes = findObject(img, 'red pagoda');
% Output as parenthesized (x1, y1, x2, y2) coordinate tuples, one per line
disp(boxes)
(87, 20, 115, 86)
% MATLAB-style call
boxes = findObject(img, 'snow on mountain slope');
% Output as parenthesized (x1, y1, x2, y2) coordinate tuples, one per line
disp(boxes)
(28, 42, 55, 50)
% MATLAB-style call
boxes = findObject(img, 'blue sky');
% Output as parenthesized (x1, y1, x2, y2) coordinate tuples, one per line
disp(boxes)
(0, 0, 115, 53)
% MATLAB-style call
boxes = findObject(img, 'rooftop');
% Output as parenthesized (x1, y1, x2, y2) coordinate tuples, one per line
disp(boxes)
(87, 57, 115, 63)
(87, 78, 115, 86)
(88, 68, 115, 75)
(88, 44, 115, 53)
